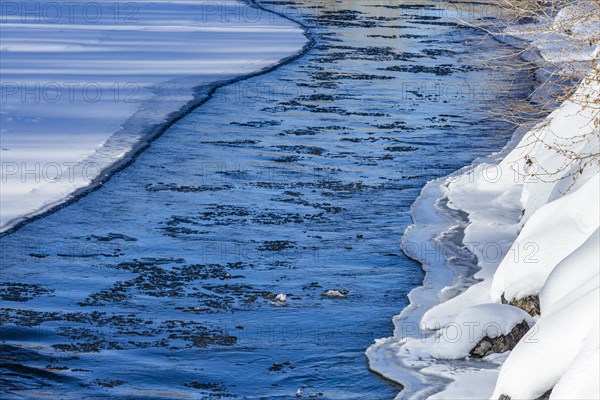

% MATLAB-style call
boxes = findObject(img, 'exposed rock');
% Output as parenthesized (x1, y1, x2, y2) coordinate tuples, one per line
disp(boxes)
(537, 389, 553, 400)
(268, 361, 294, 372)
(501, 293, 540, 317)
(498, 388, 552, 400)
(470, 320, 531, 358)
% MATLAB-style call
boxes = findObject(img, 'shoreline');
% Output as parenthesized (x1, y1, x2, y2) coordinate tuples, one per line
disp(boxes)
(3, 0, 596, 397)
(366, 122, 536, 399)
(0, 0, 312, 237)
(0, 2, 522, 396)
(367, 3, 599, 399)
(366, 8, 549, 398)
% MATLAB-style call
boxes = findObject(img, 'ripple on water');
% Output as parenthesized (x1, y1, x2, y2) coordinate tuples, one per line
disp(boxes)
(0, 0, 536, 398)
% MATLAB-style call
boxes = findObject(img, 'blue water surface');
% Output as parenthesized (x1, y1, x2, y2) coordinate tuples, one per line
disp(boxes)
(0, 0, 535, 398)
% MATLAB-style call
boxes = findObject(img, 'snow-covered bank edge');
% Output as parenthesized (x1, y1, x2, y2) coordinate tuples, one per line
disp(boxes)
(366, 124, 533, 399)
(0, 0, 313, 237)
(368, 4, 599, 399)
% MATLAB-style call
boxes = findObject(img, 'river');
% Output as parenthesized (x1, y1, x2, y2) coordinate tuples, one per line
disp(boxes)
(0, 0, 535, 398)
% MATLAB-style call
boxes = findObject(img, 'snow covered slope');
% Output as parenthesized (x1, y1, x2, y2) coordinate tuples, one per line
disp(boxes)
(0, 0, 307, 231)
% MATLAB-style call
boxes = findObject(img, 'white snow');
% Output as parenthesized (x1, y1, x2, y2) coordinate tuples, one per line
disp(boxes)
(275, 293, 287, 302)
(404, 304, 533, 360)
(492, 282, 599, 399)
(491, 176, 599, 302)
(427, 366, 502, 400)
(492, 230, 600, 399)
(540, 229, 599, 316)
(322, 289, 348, 298)
(0, 0, 307, 231)
(367, 4, 599, 399)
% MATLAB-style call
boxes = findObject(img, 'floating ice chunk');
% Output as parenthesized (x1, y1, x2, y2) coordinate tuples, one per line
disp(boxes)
(322, 289, 348, 298)
(275, 293, 287, 302)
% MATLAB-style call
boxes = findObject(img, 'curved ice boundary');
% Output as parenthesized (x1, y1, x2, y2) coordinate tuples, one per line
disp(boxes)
(0, 0, 309, 233)
(368, 6, 599, 400)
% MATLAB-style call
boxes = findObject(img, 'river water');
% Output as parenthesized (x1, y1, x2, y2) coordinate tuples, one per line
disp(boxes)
(0, 0, 535, 398)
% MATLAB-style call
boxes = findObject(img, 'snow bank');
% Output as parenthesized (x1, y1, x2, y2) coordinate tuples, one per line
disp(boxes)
(540, 229, 599, 316)
(404, 304, 533, 360)
(0, 0, 307, 232)
(444, 42, 599, 399)
(493, 230, 600, 399)
(367, 4, 599, 399)
(491, 174, 599, 302)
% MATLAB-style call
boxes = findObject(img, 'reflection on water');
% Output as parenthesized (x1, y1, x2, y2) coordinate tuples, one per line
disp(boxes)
(0, 0, 535, 398)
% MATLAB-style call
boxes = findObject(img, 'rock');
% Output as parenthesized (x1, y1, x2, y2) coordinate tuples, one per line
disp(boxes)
(470, 320, 531, 358)
(268, 361, 294, 372)
(501, 293, 540, 317)
(497, 389, 552, 400)
(268, 363, 284, 372)
(536, 389, 552, 400)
